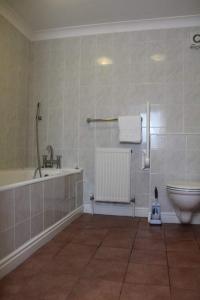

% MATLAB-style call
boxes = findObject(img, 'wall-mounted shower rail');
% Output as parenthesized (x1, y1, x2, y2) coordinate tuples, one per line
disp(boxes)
(87, 117, 118, 123)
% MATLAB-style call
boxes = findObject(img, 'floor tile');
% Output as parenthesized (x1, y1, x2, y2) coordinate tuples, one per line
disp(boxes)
(107, 228, 137, 237)
(44, 256, 89, 276)
(170, 267, 200, 291)
(171, 288, 200, 300)
(0, 273, 26, 298)
(138, 221, 159, 229)
(11, 254, 50, 280)
(67, 222, 88, 230)
(67, 279, 122, 300)
(33, 240, 62, 256)
(82, 259, 127, 282)
(52, 228, 79, 245)
(58, 242, 97, 260)
(164, 224, 193, 231)
(165, 228, 195, 240)
(120, 283, 171, 300)
(125, 263, 169, 286)
(166, 239, 199, 251)
(0, 295, 38, 300)
(85, 215, 138, 229)
(22, 273, 78, 299)
(1, 214, 200, 300)
(167, 250, 200, 268)
(134, 237, 166, 251)
(94, 246, 131, 262)
(102, 229, 135, 249)
(131, 249, 167, 266)
(193, 227, 200, 239)
(71, 228, 108, 246)
(136, 228, 164, 239)
(72, 214, 94, 224)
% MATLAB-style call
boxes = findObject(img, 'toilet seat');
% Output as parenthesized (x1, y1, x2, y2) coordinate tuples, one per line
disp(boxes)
(167, 182, 200, 193)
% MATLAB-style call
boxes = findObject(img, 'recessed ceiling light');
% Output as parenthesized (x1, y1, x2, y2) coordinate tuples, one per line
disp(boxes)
(96, 56, 113, 66)
(150, 54, 166, 62)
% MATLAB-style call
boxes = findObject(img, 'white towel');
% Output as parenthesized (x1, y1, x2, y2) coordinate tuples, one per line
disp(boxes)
(118, 115, 142, 143)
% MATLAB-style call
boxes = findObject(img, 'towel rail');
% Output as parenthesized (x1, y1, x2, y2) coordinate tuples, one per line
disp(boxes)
(87, 117, 118, 123)
(142, 102, 150, 169)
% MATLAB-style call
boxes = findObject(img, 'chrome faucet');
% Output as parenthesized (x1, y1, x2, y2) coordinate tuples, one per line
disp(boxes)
(42, 145, 62, 168)
(46, 145, 54, 162)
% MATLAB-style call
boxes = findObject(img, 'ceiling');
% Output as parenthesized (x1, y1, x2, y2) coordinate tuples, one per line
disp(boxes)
(5, 0, 200, 31)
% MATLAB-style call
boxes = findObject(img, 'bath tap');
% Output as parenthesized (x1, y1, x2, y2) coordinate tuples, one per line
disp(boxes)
(46, 145, 54, 162)
(42, 145, 62, 168)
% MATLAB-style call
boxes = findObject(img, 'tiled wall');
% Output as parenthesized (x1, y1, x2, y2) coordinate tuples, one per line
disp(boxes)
(0, 172, 83, 260)
(0, 14, 200, 216)
(151, 134, 200, 212)
(149, 26, 200, 214)
(28, 26, 200, 213)
(0, 16, 30, 168)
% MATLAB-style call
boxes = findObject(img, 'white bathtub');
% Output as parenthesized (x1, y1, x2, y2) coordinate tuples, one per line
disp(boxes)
(0, 167, 83, 279)
(0, 168, 82, 191)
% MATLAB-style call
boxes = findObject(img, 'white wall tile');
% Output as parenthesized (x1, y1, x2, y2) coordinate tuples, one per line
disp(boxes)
(0, 16, 30, 168)
(26, 25, 200, 215)
(184, 104, 200, 133)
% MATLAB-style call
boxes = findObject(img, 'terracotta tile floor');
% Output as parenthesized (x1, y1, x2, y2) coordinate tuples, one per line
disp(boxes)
(0, 214, 200, 300)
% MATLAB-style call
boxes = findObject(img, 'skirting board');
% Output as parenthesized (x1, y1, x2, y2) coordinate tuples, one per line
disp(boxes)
(0, 206, 83, 279)
(148, 212, 200, 224)
(84, 203, 148, 218)
(84, 203, 200, 224)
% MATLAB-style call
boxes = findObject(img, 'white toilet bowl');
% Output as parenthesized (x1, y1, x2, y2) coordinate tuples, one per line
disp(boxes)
(166, 182, 200, 223)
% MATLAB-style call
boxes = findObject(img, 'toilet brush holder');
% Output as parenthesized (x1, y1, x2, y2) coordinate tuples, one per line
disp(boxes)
(149, 187, 162, 225)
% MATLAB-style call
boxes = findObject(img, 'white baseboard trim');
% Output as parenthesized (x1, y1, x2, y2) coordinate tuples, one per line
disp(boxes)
(161, 212, 180, 224)
(148, 211, 200, 224)
(0, 206, 83, 279)
(84, 203, 200, 224)
(148, 212, 180, 224)
(192, 213, 200, 224)
(84, 203, 148, 218)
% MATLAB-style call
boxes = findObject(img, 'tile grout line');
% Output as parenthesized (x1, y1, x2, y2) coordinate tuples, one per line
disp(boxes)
(1, 215, 200, 298)
(164, 225, 173, 299)
(62, 216, 139, 300)
(118, 219, 139, 299)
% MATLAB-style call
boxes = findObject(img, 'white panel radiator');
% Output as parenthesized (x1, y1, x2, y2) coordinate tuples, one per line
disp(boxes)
(95, 148, 132, 203)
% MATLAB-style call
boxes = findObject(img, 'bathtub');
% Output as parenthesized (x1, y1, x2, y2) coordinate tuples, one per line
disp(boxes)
(0, 168, 83, 279)
(0, 168, 81, 191)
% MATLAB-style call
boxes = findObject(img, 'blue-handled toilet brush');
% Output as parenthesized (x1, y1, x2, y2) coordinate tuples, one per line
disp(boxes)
(149, 187, 162, 225)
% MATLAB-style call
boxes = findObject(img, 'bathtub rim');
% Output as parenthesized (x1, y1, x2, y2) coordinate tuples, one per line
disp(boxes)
(0, 167, 83, 192)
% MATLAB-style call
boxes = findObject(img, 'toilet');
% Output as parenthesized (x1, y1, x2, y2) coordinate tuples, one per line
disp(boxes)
(166, 182, 200, 223)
